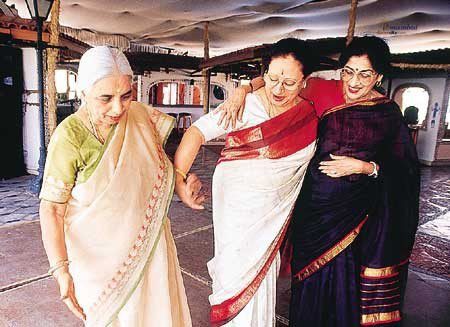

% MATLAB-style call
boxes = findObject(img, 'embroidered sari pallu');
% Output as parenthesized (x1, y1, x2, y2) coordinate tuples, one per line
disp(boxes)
(209, 100, 318, 326)
(289, 98, 420, 327)
(61, 103, 191, 326)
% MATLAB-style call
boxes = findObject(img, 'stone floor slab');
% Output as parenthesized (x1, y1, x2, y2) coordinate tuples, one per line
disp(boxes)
(0, 278, 82, 327)
(0, 222, 48, 288)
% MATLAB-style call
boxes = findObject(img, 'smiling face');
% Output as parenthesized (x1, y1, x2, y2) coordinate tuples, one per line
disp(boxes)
(341, 55, 383, 103)
(83, 74, 132, 126)
(264, 54, 304, 111)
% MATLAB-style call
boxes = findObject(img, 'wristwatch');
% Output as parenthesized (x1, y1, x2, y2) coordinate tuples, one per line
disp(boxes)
(368, 161, 379, 178)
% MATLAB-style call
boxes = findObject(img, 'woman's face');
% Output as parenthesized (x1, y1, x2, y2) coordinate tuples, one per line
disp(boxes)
(264, 55, 304, 110)
(83, 74, 132, 126)
(341, 55, 382, 103)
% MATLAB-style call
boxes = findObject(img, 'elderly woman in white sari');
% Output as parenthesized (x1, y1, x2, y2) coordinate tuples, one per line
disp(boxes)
(174, 39, 318, 326)
(39, 46, 196, 326)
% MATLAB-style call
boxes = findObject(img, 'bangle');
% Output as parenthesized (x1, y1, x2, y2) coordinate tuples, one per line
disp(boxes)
(175, 167, 188, 181)
(367, 161, 378, 178)
(48, 259, 70, 276)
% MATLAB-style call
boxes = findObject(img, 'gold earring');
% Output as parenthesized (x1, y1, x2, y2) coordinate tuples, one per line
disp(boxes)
(375, 80, 381, 87)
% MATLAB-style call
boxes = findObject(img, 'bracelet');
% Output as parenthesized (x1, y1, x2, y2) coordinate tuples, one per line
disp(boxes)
(175, 167, 188, 181)
(367, 161, 378, 178)
(48, 259, 70, 276)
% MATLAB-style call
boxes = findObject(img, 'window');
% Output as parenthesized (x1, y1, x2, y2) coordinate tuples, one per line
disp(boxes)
(393, 85, 430, 127)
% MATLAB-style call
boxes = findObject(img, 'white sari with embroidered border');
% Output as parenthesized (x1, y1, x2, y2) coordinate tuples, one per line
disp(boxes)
(63, 102, 191, 327)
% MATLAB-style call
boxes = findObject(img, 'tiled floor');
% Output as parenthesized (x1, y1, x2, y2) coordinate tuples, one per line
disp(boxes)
(0, 140, 449, 326)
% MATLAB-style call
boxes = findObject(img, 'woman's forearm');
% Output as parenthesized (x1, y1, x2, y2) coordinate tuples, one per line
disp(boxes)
(39, 200, 69, 268)
(174, 125, 205, 183)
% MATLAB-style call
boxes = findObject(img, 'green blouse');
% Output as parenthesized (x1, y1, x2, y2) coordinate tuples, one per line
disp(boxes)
(39, 114, 115, 203)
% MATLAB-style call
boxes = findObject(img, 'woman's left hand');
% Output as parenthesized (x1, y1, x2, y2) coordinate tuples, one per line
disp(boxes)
(175, 173, 206, 210)
(319, 154, 366, 178)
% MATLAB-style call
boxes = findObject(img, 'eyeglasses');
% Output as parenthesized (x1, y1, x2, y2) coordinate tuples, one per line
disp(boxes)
(264, 73, 301, 91)
(340, 67, 378, 85)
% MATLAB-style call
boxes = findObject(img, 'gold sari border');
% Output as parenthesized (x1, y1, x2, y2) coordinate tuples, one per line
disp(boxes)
(293, 216, 368, 282)
(361, 310, 401, 326)
(361, 259, 409, 279)
(322, 97, 390, 118)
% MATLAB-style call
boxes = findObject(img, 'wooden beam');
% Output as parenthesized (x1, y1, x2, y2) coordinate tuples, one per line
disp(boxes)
(346, 0, 359, 46)
(58, 34, 89, 55)
(46, 0, 61, 140)
(202, 21, 211, 114)
(0, 27, 50, 42)
(200, 45, 269, 69)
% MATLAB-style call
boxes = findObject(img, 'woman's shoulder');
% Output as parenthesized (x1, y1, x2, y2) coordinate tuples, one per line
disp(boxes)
(51, 114, 89, 148)
(130, 101, 176, 127)
(306, 77, 341, 88)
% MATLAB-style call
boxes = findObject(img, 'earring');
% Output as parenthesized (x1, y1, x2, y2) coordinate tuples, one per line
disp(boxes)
(375, 80, 382, 87)
(302, 80, 307, 89)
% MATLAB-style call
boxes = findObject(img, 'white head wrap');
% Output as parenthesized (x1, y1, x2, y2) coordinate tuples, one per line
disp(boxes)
(76, 46, 133, 97)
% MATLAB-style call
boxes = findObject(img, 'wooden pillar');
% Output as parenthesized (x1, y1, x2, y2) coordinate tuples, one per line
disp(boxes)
(45, 0, 60, 143)
(202, 22, 211, 114)
(346, 0, 359, 46)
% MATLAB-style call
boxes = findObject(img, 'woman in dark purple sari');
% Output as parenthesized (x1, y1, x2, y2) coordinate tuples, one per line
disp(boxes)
(289, 37, 420, 326)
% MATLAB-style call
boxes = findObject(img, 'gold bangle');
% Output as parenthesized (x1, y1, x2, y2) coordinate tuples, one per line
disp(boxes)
(175, 168, 188, 181)
(48, 259, 70, 276)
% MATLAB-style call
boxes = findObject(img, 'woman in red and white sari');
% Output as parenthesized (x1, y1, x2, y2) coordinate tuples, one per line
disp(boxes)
(174, 39, 318, 326)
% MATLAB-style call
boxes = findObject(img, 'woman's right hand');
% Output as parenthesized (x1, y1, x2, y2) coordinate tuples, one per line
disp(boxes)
(54, 269, 86, 321)
(217, 85, 251, 129)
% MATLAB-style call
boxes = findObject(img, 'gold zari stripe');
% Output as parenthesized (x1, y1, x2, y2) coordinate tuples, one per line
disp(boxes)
(361, 302, 400, 309)
(361, 310, 401, 326)
(294, 216, 368, 281)
(360, 287, 399, 294)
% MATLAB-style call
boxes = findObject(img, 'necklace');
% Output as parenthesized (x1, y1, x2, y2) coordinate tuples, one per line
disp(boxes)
(86, 107, 105, 144)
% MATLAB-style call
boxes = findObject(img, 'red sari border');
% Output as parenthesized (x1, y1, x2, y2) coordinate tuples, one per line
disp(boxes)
(210, 214, 292, 326)
(218, 99, 317, 163)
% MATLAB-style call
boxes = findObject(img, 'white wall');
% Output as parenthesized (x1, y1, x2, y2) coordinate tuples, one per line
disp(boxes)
(390, 77, 447, 164)
(21, 48, 40, 175)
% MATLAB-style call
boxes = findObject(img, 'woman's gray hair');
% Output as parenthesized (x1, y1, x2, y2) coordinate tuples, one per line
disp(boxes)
(76, 46, 133, 97)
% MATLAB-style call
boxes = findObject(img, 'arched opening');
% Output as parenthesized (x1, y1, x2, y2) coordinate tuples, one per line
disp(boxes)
(55, 69, 78, 123)
(444, 92, 450, 140)
(55, 69, 77, 101)
(148, 80, 226, 108)
(393, 84, 430, 127)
